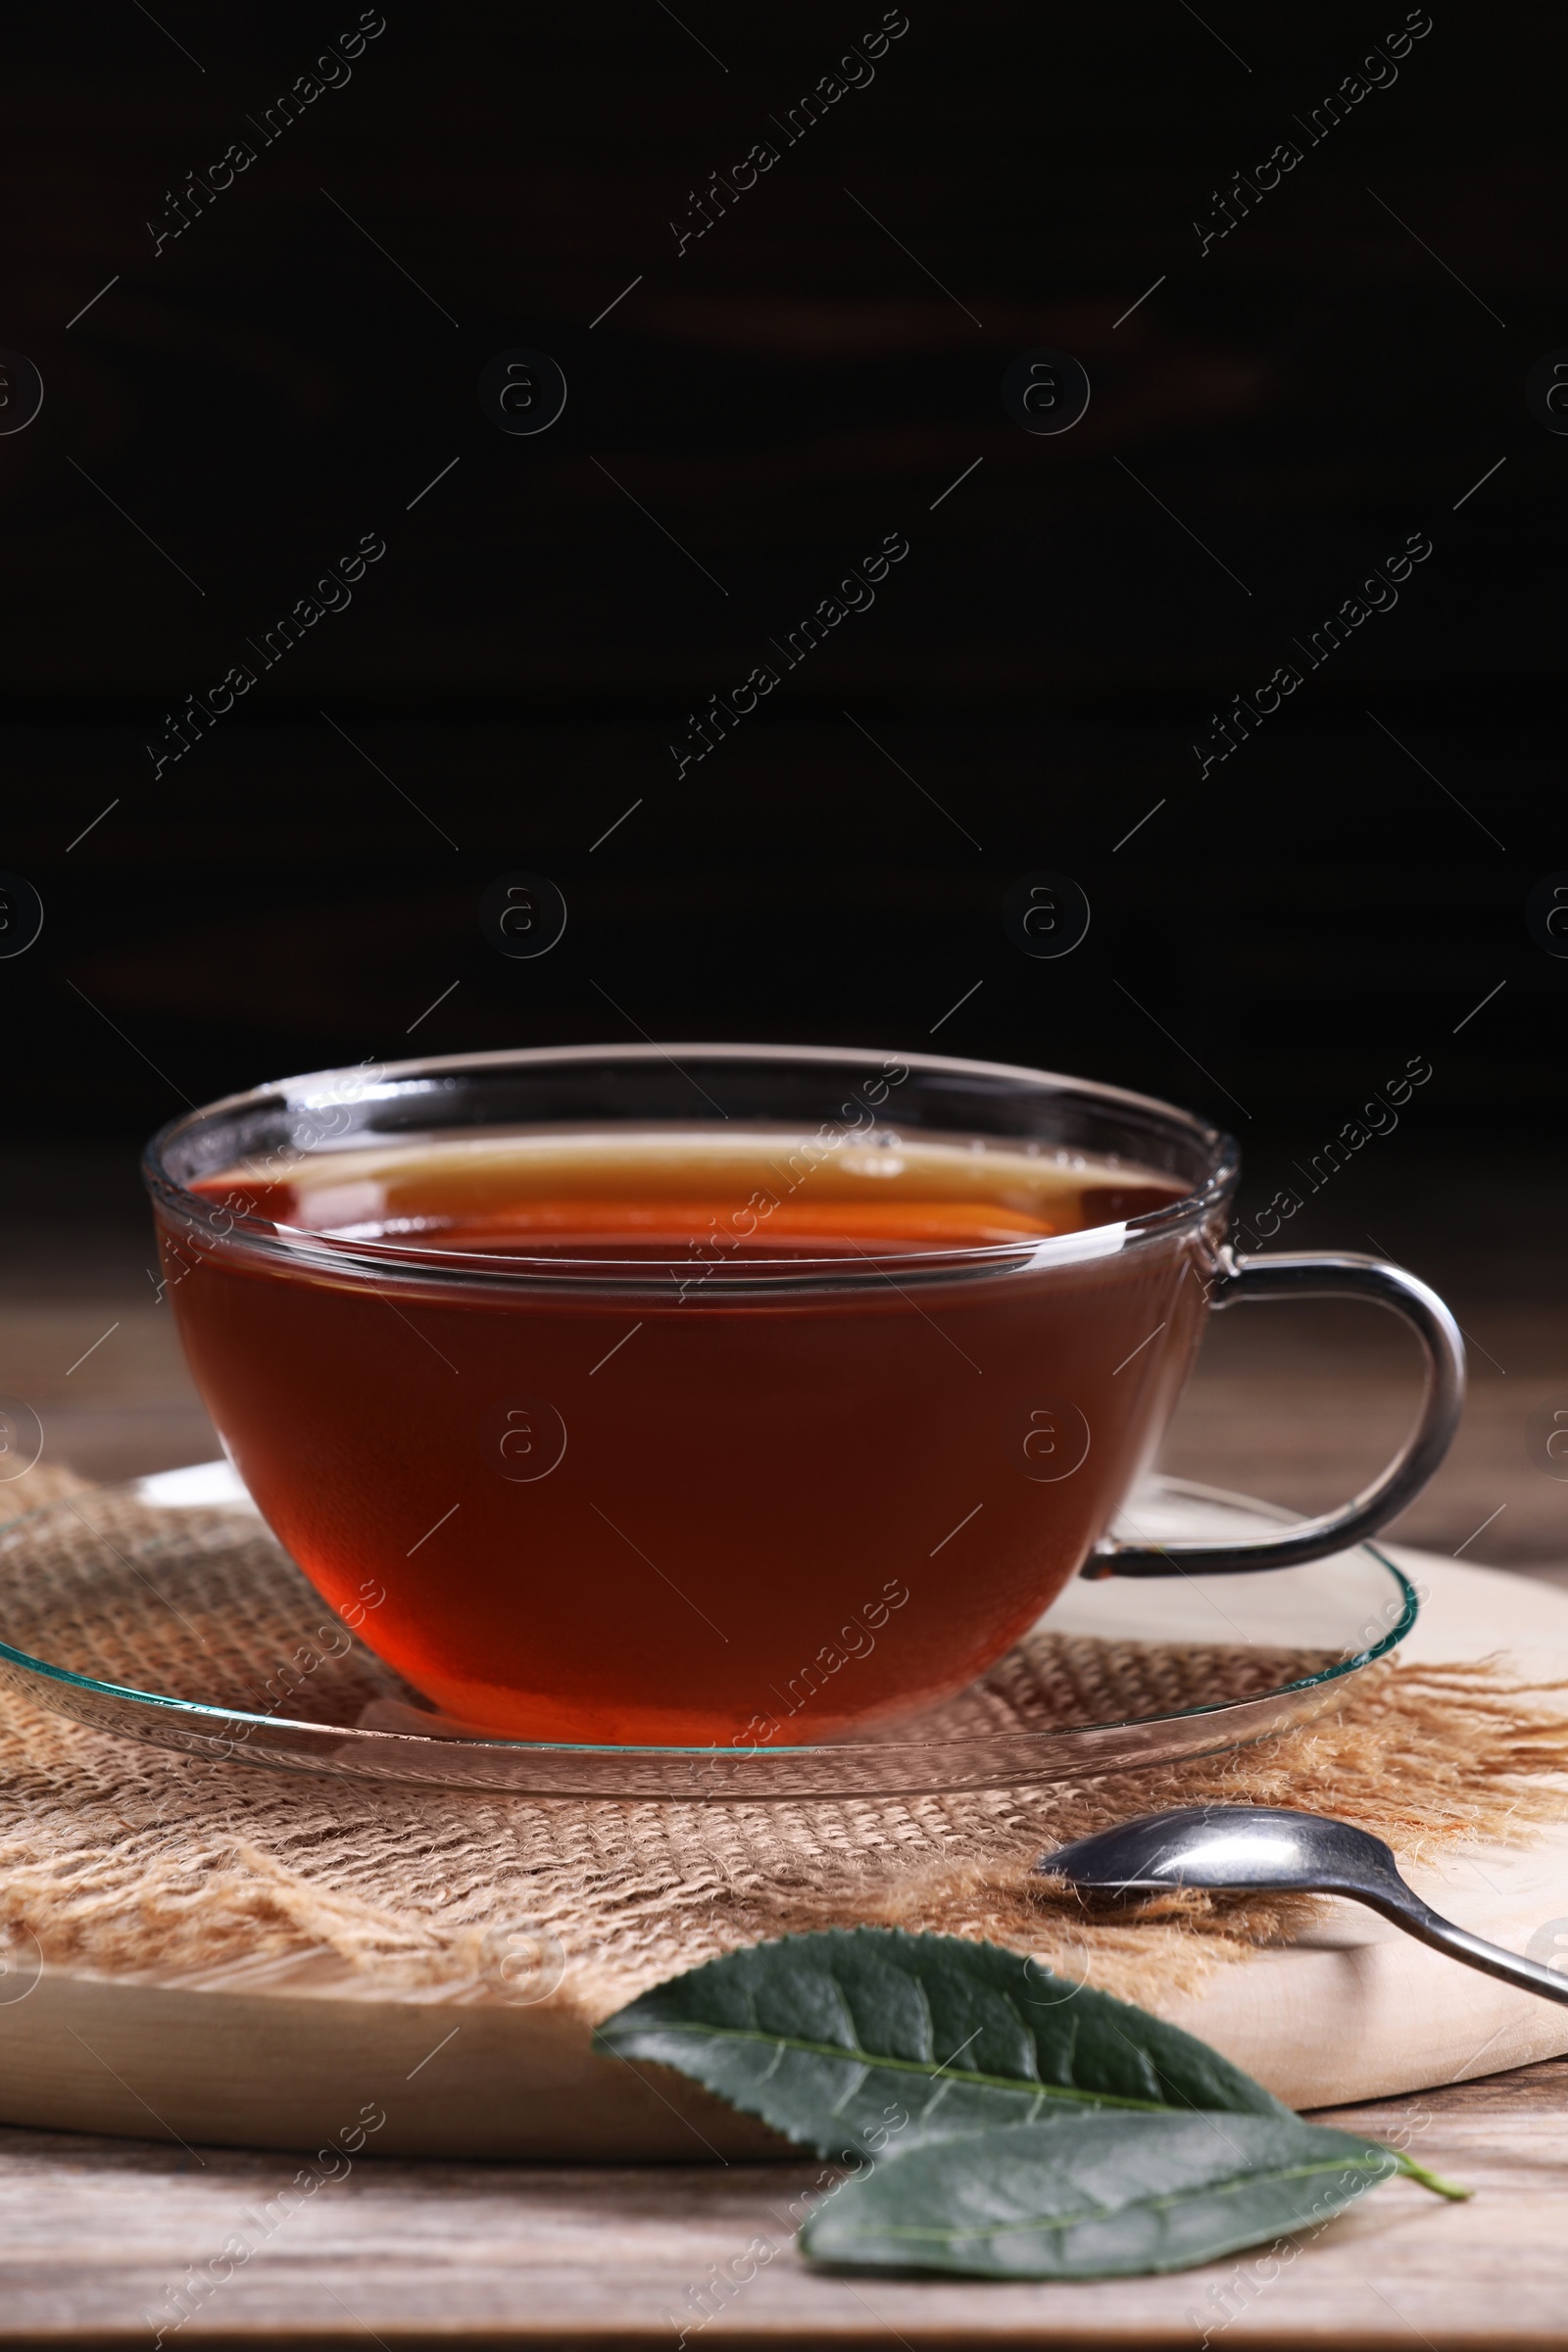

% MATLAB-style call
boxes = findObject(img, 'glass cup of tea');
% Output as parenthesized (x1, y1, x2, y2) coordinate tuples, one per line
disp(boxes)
(143, 1044, 1464, 1746)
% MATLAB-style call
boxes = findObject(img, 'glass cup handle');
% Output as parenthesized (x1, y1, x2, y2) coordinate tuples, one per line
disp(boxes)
(1084, 1249, 1466, 1578)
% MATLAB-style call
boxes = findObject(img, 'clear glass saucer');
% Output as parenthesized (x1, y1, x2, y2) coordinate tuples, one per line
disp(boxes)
(0, 1466, 1415, 1799)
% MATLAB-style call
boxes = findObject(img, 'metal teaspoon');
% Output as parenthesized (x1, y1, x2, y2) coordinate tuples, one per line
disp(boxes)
(1039, 1804, 1568, 2005)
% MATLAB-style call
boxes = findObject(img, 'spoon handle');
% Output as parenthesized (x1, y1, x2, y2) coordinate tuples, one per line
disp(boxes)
(1349, 1880, 1568, 2007)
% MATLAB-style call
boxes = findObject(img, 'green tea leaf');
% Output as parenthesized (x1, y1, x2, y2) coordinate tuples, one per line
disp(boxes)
(801, 2112, 1402, 2278)
(594, 1926, 1291, 2159)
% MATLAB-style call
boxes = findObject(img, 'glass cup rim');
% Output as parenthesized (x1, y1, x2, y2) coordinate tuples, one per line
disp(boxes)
(142, 1041, 1241, 1296)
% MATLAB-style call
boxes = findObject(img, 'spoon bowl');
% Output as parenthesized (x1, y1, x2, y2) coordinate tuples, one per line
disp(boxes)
(1040, 1804, 1568, 2008)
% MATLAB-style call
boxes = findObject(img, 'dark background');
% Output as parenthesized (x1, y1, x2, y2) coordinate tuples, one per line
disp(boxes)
(1, 0, 1560, 1223)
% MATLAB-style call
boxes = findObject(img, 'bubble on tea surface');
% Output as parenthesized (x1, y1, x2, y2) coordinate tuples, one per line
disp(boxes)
(1013, 1398, 1091, 1483)
(1002, 870, 1091, 959)
(0, 1922, 42, 2005)
(1525, 871, 1568, 958)
(1525, 351, 1568, 435)
(0, 874, 44, 958)
(478, 348, 567, 436)
(482, 1396, 568, 1482)
(0, 351, 44, 436)
(479, 1921, 565, 2003)
(1526, 1400, 1568, 1481)
(0, 1397, 43, 1482)
(478, 870, 567, 959)
(1001, 348, 1091, 436)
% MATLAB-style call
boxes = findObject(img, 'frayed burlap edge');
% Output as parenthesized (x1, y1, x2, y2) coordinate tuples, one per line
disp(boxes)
(777, 1656, 1568, 2014)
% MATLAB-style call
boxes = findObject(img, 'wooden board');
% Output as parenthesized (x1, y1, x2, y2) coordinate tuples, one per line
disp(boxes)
(2, 1545, 1565, 2162)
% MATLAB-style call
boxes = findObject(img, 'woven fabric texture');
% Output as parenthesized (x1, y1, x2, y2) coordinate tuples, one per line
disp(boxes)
(1, 1464, 1564, 2022)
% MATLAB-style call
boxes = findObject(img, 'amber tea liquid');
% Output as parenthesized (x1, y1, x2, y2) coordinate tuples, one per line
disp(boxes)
(166, 1132, 1200, 1742)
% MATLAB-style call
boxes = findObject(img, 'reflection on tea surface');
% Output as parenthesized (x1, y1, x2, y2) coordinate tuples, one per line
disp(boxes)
(199, 1128, 1185, 1261)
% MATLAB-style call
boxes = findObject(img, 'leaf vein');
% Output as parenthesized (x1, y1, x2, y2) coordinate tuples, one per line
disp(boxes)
(613, 2022, 1175, 2110)
(834, 2155, 1394, 2248)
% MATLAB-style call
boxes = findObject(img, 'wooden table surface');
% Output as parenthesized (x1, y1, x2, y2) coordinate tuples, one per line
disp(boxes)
(0, 2061, 1560, 2347)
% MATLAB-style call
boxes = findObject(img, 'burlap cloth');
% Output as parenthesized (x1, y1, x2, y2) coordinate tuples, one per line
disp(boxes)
(2, 1459, 1566, 2024)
